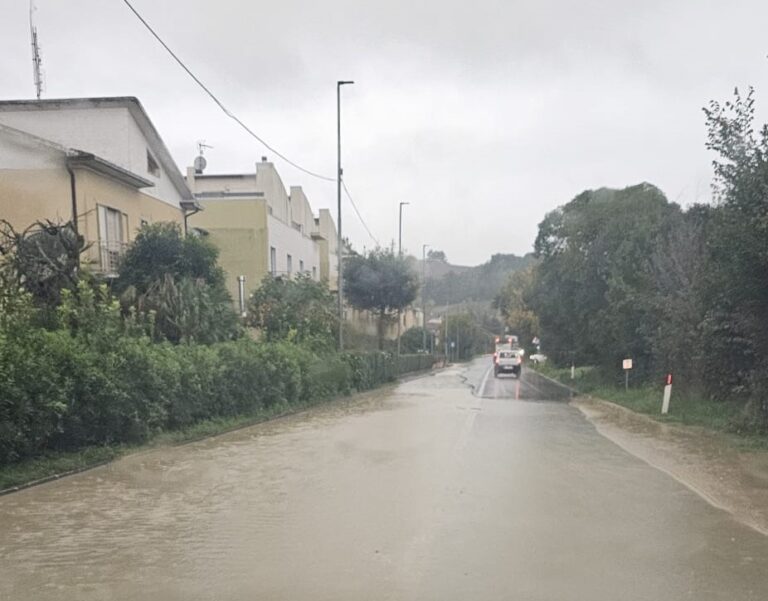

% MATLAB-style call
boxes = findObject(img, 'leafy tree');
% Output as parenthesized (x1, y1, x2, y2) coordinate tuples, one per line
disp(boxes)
(247, 273, 338, 351)
(343, 248, 419, 349)
(492, 266, 539, 353)
(442, 312, 489, 360)
(702, 87, 768, 426)
(116, 223, 239, 343)
(116, 222, 224, 293)
(530, 183, 679, 374)
(400, 326, 430, 353)
(427, 249, 447, 262)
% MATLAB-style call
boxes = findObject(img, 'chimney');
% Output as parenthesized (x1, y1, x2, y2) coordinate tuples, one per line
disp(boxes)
(185, 166, 197, 194)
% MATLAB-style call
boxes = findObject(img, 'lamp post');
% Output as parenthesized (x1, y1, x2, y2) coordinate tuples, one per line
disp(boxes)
(396, 201, 410, 356)
(337, 80, 354, 351)
(398, 202, 410, 256)
(422, 244, 429, 352)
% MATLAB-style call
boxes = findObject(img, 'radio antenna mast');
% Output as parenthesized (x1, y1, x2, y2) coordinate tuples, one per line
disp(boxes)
(30, 0, 44, 99)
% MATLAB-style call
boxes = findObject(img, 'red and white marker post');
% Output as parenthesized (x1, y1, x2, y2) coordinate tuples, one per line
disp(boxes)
(661, 373, 673, 415)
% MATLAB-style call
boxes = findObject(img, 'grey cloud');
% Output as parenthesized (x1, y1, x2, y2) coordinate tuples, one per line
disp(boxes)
(3, 0, 768, 264)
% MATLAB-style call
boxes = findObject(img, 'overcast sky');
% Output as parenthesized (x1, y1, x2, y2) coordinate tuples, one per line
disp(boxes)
(2, 0, 768, 265)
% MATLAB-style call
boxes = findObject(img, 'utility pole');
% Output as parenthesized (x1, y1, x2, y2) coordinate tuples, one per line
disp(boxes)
(456, 317, 461, 362)
(422, 244, 429, 352)
(337, 80, 354, 350)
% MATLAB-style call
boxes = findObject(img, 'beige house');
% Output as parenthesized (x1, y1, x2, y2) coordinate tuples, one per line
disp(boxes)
(187, 157, 337, 304)
(348, 307, 424, 341)
(0, 97, 196, 274)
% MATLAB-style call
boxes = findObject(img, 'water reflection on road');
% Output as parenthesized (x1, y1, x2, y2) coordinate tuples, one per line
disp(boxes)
(1, 360, 767, 600)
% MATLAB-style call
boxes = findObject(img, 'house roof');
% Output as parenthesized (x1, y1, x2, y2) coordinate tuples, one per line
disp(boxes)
(67, 151, 155, 189)
(0, 97, 193, 201)
(0, 122, 153, 190)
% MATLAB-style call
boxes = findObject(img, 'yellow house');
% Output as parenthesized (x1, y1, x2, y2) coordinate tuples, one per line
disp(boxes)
(187, 157, 336, 304)
(0, 97, 197, 274)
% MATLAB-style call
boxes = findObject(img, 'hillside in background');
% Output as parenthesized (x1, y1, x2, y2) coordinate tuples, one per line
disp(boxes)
(420, 252, 535, 306)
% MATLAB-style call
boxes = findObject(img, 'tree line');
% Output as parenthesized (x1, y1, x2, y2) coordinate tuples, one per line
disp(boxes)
(494, 87, 768, 431)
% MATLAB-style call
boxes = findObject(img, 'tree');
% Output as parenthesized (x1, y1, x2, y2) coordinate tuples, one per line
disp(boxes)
(400, 326, 430, 353)
(343, 248, 419, 349)
(427, 249, 447, 262)
(530, 183, 679, 373)
(442, 313, 489, 360)
(701, 87, 768, 426)
(0, 220, 86, 310)
(116, 223, 239, 343)
(247, 273, 338, 351)
(492, 266, 539, 354)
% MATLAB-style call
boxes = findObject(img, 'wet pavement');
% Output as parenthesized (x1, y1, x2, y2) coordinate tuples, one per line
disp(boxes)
(1, 357, 768, 600)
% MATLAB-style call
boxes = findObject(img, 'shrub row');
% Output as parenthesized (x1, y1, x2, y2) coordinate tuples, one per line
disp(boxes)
(0, 324, 438, 465)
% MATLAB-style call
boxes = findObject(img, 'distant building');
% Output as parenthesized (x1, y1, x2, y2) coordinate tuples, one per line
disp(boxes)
(187, 157, 336, 304)
(349, 307, 424, 341)
(0, 97, 196, 275)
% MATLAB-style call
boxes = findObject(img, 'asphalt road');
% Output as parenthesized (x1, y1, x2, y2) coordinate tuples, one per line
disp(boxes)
(1, 357, 767, 600)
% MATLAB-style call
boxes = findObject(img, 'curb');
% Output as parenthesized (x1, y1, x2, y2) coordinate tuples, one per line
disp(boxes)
(0, 458, 116, 498)
(528, 368, 579, 395)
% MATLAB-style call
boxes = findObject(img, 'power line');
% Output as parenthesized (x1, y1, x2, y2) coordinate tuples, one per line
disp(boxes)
(120, 0, 333, 182)
(120, 0, 381, 246)
(343, 182, 380, 246)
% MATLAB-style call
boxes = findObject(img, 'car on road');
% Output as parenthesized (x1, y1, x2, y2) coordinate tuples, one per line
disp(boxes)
(494, 349, 522, 378)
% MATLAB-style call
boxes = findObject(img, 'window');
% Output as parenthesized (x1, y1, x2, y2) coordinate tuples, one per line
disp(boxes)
(287, 254, 293, 276)
(299, 259, 304, 273)
(146, 150, 160, 178)
(98, 205, 125, 275)
(270, 247, 277, 275)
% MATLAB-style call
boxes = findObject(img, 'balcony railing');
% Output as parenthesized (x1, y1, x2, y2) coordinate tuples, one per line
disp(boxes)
(97, 240, 127, 276)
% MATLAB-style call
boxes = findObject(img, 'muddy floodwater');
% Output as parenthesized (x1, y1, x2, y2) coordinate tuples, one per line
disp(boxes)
(2, 359, 768, 600)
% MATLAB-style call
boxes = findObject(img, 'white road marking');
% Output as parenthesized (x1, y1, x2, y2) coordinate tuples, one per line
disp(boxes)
(476, 366, 492, 398)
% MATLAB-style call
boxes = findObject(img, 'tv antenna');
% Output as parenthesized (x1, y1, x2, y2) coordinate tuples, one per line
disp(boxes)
(194, 140, 213, 173)
(29, 0, 44, 100)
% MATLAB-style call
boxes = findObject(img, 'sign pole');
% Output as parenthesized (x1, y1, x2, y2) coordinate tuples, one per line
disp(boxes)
(622, 358, 633, 391)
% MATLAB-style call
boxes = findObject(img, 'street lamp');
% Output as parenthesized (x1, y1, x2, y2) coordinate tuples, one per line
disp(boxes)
(337, 80, 354, 351)
(398, 202, 410, 256)
(422, 244, 429, 352)
(396, 201, 410, 356)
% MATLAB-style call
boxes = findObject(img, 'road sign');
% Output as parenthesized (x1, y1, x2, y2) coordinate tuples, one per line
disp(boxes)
(622, 359, 633, 370)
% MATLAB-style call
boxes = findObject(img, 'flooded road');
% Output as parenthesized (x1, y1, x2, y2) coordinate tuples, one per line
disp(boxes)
(2, 357, 768, 600)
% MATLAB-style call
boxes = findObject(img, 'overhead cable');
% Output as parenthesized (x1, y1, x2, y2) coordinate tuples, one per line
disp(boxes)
(121, 0, 380, 245)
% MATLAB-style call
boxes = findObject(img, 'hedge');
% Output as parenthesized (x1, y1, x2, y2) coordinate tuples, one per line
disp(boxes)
(0, 324, 440, 465)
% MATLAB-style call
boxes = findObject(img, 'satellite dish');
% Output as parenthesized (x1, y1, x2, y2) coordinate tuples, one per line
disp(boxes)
(194, 155, 207, 174)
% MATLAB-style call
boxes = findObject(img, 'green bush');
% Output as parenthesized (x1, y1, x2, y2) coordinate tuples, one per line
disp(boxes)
(0, 284, 438, 466)
(342, 351, 397, 391)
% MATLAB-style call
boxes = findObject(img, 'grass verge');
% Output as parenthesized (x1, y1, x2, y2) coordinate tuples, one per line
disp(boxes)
(535, 363, 768, 450)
